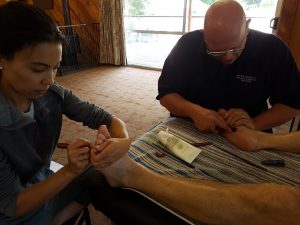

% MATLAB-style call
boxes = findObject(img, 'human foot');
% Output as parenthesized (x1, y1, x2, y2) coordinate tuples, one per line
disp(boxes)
(222, 126, 264, 151)
(100, 155, 142, 188)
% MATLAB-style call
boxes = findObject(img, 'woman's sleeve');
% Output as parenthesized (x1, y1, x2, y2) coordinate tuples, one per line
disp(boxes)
(61, 87, 113, 129)
(0, 149, 24, 218)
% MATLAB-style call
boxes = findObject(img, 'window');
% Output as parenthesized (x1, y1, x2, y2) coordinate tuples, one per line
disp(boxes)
(124, 0, 278, 69)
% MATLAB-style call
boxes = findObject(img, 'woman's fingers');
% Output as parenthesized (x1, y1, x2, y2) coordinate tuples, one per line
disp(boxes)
(65, 139, 92, 176)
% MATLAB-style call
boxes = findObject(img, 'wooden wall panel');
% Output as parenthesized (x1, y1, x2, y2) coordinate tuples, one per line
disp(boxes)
(45, 0, 64, 25)
(45, 0, 100, 26)
(277, 0, 300, 68)
(0, 0, 100, 25)
(288, 2, 300, 68)
(69, 0, 100, 24)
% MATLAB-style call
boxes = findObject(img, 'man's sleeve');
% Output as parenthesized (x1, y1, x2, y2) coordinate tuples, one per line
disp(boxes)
(157, 36, 190, 100)
(0, 149, 24, 218)
(269, 37, 300, 109)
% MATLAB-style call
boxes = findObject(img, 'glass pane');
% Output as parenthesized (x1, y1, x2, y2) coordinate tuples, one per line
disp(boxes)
(124, 0, 278, 69)
(124, 0, 185, 16)
(190, 0, 278, 33)
(124, 0, 185, 68)
(124, 0, 185, 32)
(126, 34, 181, 68)
(124, 16, 185, 32)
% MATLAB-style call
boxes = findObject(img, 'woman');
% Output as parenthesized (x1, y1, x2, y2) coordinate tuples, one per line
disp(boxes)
(0, 2, 130, 224)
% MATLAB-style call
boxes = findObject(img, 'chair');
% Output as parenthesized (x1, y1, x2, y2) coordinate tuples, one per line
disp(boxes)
(289, 116, 300, 132)
(50, 161, 92, 225)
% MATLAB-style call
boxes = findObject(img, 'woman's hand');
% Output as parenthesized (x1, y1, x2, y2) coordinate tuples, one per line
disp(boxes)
(64, 138, 91, 176)
(91, 138, 131, 170)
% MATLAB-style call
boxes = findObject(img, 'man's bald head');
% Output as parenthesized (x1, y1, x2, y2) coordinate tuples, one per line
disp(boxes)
(204, 0, 249, 64)
(204, 0, 247, 49)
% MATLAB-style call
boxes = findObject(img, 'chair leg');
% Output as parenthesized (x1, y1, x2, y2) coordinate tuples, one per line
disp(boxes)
(76, 207, 91, 225)
(61, 213, 81, 225)
(83, 207, 91, 225)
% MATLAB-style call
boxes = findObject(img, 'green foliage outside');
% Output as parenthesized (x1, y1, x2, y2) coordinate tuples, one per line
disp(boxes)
(126, 0, 271, 16)
(196, 0, 263, 7)
(243, 0, 262, 7)
(127, 0, 149, 16)
(199, 0, 217, 5)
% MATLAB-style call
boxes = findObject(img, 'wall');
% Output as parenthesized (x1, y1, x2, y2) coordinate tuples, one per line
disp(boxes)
(46, 0, 100, 26)
(277, 0, 300, 68)
(0, 0, 100, 25)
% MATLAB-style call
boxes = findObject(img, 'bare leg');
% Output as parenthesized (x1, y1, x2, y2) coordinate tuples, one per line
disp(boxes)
(221, 126, 268, 151)
(101, 156, 299, 225)
(222, 126, 300, 153)
(53, 201, 84, 225)
(101, 156, 149, 188)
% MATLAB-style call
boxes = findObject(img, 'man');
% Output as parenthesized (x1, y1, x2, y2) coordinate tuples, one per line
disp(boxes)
(157, 0, 300, 133)
(101, 127, 300, 225)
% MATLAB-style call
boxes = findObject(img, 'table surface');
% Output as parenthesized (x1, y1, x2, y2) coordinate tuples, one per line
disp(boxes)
(129, 117, 300, 185)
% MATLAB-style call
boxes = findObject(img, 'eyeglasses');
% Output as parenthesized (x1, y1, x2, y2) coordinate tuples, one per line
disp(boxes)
(207, 47, 244, 57)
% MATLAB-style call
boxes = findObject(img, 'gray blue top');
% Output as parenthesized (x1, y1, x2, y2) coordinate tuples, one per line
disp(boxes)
(0, 83, 112, 219)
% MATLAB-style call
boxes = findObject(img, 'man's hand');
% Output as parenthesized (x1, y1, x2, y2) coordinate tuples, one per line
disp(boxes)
(218, 108, 255, 129)
(65, 139, 91, 176)
(91, 138, 131, 170)
(191, 108, 232, 134)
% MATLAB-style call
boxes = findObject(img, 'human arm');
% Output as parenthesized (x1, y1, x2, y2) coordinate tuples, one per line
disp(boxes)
(102, 156, 300, 225)
(160, 93, 231, 133)
(14, 139, 90, 217)
(252, 103, 300, 131)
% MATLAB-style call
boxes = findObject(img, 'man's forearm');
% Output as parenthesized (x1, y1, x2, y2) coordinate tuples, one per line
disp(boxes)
(159, 93, 205, 119)
(253, 103, 300, 130)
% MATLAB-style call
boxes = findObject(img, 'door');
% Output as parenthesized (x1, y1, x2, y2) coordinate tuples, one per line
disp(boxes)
(276, 0, 300, 68)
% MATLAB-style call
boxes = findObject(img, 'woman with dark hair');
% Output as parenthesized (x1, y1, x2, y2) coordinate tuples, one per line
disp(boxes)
(0, 2, 130, 224)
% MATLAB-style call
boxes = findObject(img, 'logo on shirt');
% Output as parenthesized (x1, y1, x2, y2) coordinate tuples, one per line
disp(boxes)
(236, 74, 256, 83)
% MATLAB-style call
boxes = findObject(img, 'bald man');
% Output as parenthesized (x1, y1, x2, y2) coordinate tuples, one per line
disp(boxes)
(157, 0, 300, 134)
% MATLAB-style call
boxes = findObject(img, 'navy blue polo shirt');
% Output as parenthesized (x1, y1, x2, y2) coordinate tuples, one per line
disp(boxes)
(157, 29, 300, 117)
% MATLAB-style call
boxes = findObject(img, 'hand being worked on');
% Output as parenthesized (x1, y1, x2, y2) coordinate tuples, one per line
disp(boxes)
(218, 108, 255, 129)
(65, 138, 91, 176)
(191, 107, 232, 134)
(91, 138, 131, 170)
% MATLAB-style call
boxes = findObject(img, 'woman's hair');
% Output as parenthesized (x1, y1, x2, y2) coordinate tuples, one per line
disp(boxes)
(0, 1, 65, 59)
